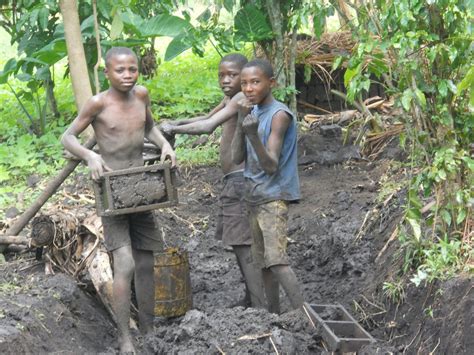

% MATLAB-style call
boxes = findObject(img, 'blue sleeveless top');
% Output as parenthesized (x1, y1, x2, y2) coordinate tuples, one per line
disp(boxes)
(244, 99, 300, 205)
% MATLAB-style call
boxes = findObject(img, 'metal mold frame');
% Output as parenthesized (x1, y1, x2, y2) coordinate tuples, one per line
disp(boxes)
(303, 302, 375, 353)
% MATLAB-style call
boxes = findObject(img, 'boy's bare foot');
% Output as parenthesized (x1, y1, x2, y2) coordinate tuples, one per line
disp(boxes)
(119, 335, 136, 354)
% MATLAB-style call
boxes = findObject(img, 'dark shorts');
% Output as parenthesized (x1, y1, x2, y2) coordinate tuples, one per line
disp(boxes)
(101, 211, 163, 252)
(248, 200, 290, 268)
(215, 171, 252, 247)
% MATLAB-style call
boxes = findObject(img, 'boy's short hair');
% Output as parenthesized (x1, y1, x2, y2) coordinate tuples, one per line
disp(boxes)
(220, 53, 248, 69)
(243, 58, 274, 78)
(105, 47, 138, 67)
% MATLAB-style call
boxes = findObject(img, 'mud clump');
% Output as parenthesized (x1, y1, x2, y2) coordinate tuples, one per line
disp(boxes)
(110, 172, 166, 209)
(143, 308, 321, 354)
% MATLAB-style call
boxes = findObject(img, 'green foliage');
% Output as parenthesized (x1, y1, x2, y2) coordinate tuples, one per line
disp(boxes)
(121, 10, 192, 38)
(0, 0, 63, 136)
(0, 119, 66, 211)
(409, 236, 468, 286)
(273, 85, 299, 103)
(176, 142, 219, 167)
(0, 0, 201, 132)
(382, 280, 406, 305)
(234, 4, 273, 43)
(332, 0, 473, 284)
(144, 50, 223, 119)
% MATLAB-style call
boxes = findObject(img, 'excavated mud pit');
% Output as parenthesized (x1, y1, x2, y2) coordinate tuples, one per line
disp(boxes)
(1, 130, 472, 354)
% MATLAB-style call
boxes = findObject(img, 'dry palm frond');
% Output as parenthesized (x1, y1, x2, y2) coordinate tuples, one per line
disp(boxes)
(296, 31, 356, 68)
(364, 123, 405, 159)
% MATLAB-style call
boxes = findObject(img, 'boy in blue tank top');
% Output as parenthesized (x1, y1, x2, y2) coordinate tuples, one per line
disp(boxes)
(231, 58, 304, 313)
(160, 54, 265, 309)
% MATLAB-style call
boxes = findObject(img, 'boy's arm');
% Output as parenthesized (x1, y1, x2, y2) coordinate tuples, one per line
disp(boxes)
(146, 126, 177, 167)
(172, 101, 225, 126)
(61, 96, 111, 181)
(231, 98, 253, 164)
(243, 110, 291, 175)
(143, 90, 177, 166)
(162, 94, 242, 136)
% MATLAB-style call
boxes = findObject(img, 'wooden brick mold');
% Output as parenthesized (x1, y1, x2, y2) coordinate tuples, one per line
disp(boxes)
(93, 162, 178, 216)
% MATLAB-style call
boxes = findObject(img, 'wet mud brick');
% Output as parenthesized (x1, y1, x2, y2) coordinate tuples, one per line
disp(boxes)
(93, 162, 178, 216)
(303, 302, 375, 353)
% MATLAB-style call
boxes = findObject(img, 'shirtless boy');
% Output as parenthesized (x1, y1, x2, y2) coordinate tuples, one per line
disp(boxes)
(61, 47, 176, 353)
(232, 58, 304, 313)
(161, 53, 265, 308)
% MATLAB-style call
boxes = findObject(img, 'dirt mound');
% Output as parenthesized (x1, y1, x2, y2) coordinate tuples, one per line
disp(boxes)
(1, 130, 472, 354)
(0, 267, 115, 354)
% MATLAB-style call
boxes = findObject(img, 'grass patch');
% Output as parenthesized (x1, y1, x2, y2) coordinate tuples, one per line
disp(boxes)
(176, 142, 220, 167)
(144, 49, 223, 120)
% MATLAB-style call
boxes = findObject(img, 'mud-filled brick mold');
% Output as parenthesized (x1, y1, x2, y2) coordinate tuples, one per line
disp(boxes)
(303, 302, 375, 353)
(92, 162, 178, 216)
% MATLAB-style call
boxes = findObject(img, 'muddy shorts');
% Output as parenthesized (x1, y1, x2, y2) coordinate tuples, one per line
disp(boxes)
(214, 171, 252, 247)
(101, 211, 163, 252)
(248, 200, 290, 268)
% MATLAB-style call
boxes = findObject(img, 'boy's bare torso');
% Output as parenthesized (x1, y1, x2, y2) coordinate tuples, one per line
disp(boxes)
(220, 95, 245, 175)
(93, 87, 148, 171)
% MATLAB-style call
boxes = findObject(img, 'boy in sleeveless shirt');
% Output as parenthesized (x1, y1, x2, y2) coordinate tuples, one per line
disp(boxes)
(231, 58, 304, 313)
(160, 54, 265, 309)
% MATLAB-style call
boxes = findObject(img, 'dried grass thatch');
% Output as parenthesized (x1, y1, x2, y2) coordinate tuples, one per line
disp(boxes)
(296, 31, 356, 68)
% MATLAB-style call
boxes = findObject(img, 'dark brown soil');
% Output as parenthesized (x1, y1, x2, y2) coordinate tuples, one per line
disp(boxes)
(0, 130, 472, 354)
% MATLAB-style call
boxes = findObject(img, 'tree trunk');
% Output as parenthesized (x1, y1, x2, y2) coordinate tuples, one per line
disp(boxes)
(46, 71, 60, 118)
(59, 0, 93, 115)
(265, 0, 287, 89)
(288, 27, 298, 115)
(0, 236, 29, 245)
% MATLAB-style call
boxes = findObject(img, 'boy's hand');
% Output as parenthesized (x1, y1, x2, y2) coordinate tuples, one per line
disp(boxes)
(242, 114, 259, 136)
(86, 152, 112, 181)
(237, 98, 253, 116)
(160, 142, 177, 167)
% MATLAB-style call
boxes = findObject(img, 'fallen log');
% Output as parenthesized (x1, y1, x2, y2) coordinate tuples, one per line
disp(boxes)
(303, 110, 359, 128)
(88, 248, 115, 321)
(30, 215, 55, 247)
(298, 99, 333, 114)
(0, 235, 29, 245)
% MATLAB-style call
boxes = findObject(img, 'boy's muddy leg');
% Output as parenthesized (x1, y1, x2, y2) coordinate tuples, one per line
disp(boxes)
(262, 267, 280, 314)
(112, 246, 136, 354)
(132, 249, 155, 334)
(233, 245, 265, 308)
(269, 264, 304, 310)
(232, 246, 251, 306)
